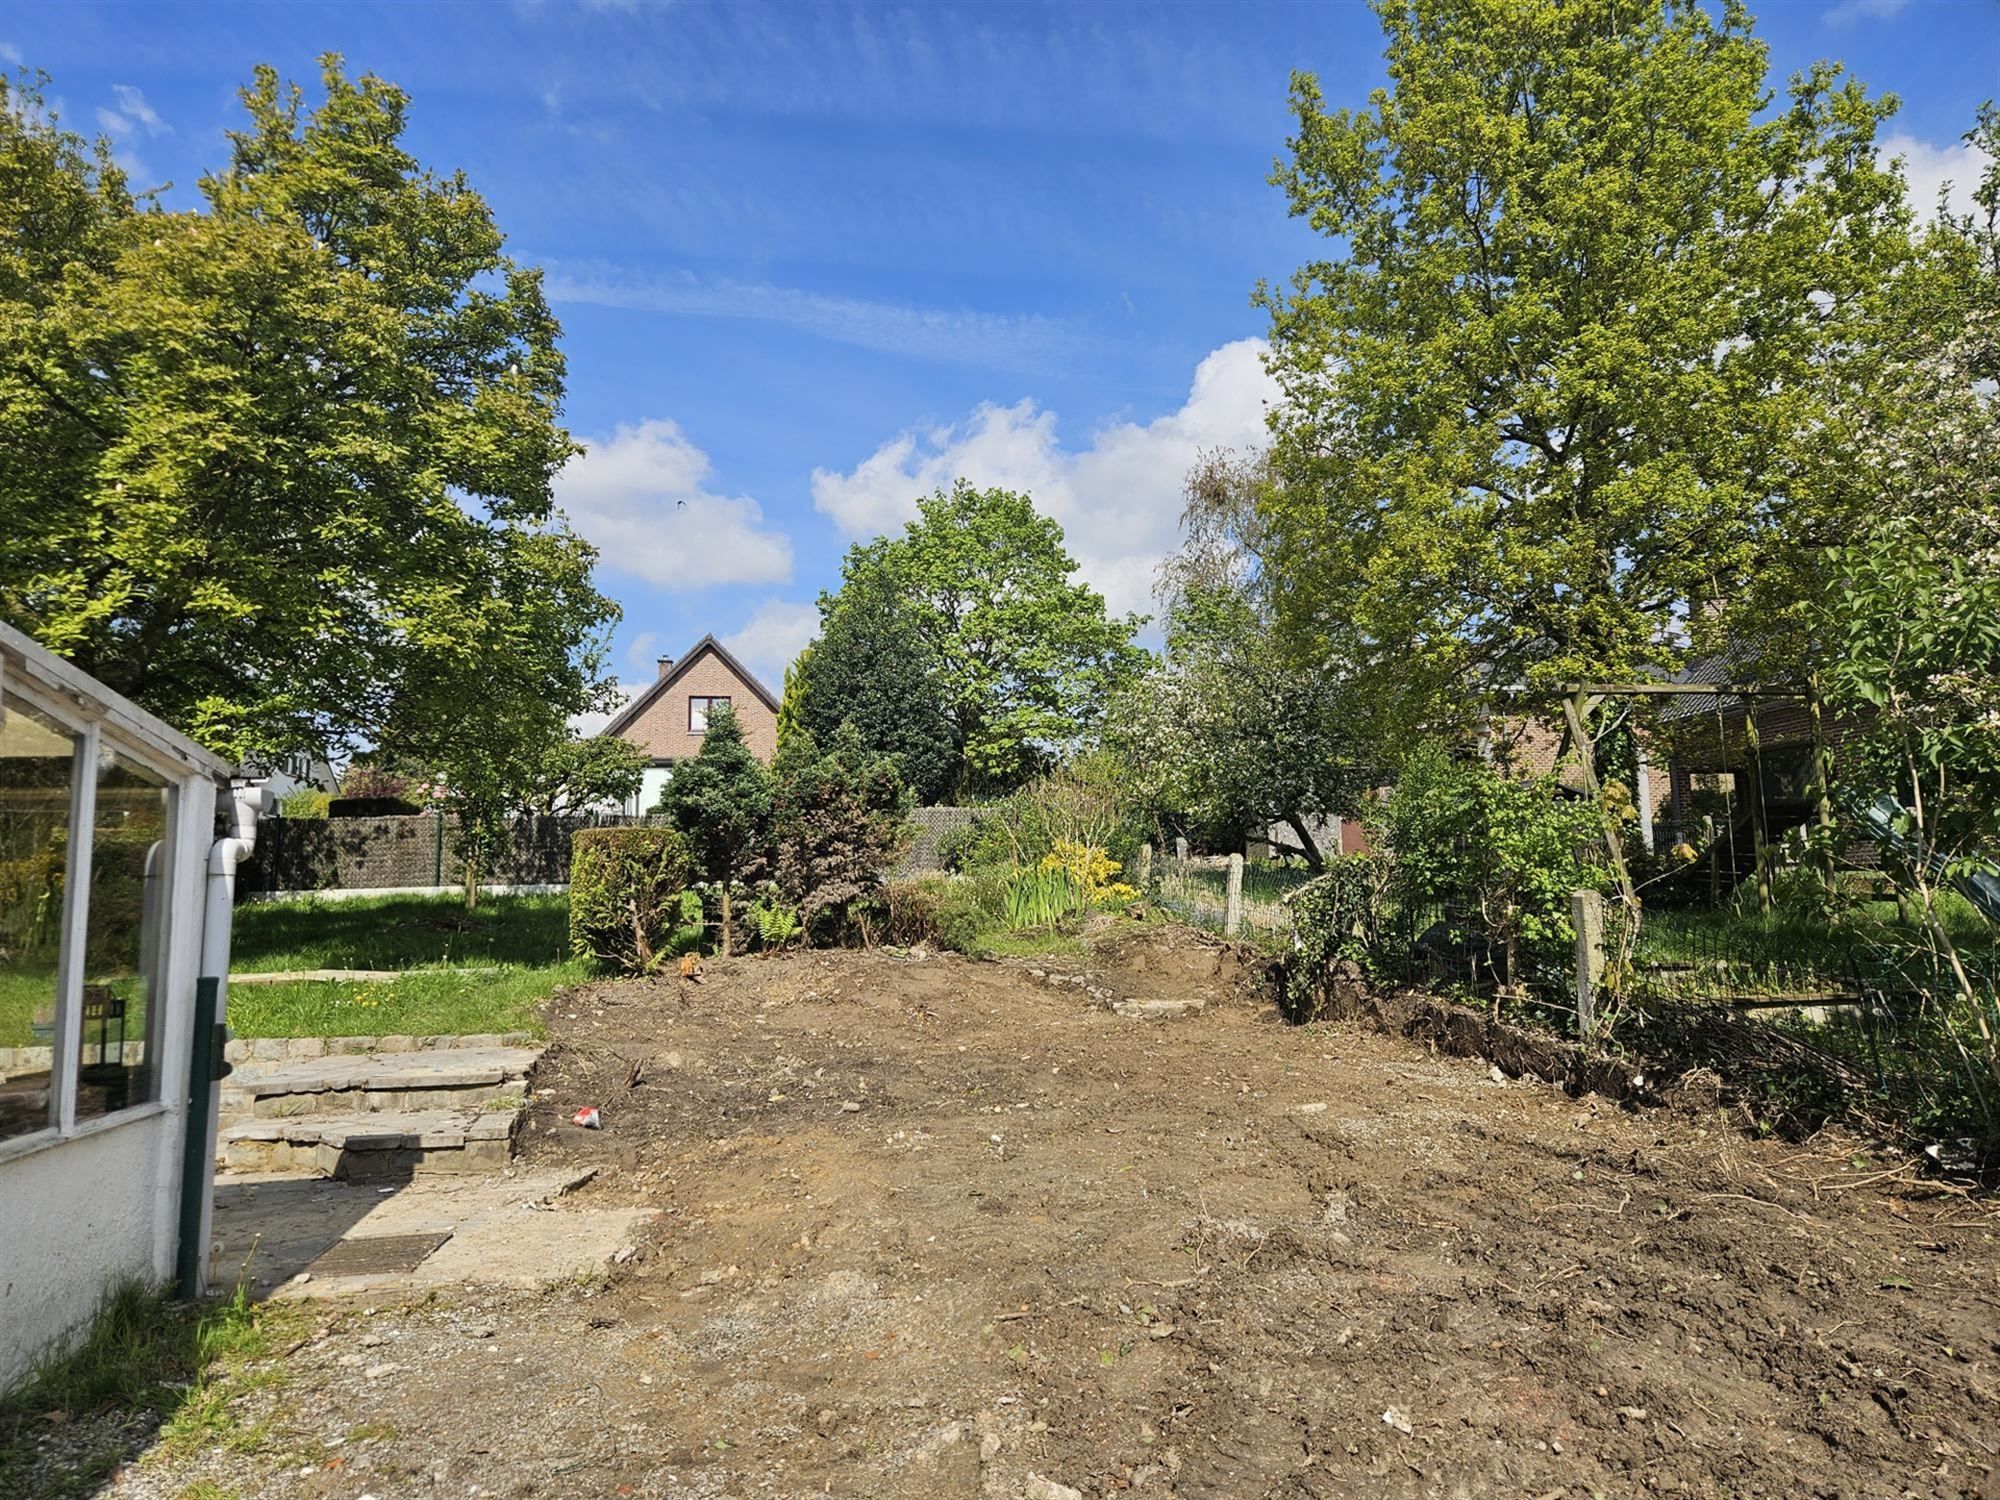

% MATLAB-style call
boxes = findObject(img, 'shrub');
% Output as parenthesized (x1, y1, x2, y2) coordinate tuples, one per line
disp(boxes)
(656, 705, 773, 957)
(958, 756, 1142, 874)
(932, 869, 1007, 952)
(568, 826, 694, 975)
(1384, 741, 1605, 988)
(771, 727, 912, 944)
(1040, 839, 1138, 905)
(934, 816, 988, 873)
(877, 878, 944, 947)
(276, 787, 331, 819)
(1281, 853, 1391, 1018)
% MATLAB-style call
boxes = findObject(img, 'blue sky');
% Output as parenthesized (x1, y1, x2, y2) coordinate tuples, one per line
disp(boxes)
(8, 0, 1997, 699)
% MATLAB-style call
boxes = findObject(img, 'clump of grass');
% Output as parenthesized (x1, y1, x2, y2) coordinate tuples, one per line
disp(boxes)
(224, 964, 576, 1039)
(0, 1280, 298, 1499)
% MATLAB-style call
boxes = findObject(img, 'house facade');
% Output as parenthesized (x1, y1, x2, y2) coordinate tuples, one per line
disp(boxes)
(597, 635, 780, 813)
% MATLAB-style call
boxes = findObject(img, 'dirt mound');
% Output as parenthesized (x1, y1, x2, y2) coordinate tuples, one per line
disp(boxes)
(119, 930, 2000, 1500)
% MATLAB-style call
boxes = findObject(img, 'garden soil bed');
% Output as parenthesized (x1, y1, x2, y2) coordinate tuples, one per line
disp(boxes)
(118, 925, 2000, 1498)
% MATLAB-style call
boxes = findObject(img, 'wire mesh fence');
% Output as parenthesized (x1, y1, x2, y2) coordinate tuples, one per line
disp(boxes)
(1149, 858, 1308, 948)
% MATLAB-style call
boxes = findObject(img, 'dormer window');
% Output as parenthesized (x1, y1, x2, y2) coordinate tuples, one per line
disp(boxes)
(689, 695, 730, 734)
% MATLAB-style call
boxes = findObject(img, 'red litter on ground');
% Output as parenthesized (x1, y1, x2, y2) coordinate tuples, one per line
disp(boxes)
(571, 1106, 602, 1129)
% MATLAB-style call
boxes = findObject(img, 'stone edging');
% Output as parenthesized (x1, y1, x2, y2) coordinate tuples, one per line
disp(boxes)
(222, 1031, 539, 1064)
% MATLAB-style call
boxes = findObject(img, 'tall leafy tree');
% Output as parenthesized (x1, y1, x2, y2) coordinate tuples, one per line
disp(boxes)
(822, 481, 1145, 796)
(794, 586, 956, 803)
(1254, 0, 1910, 723)
(655, 705, 773, 957)
(1111, 452, 1374, 868)
(0, 60, 616, 767)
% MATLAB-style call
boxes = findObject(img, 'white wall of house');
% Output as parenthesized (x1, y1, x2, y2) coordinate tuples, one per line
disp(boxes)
(0, 624, 228, 1392)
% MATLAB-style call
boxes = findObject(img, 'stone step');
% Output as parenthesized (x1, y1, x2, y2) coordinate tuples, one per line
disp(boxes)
(220, 1107, 520, 1178)
(219, 1046, 543, 1126)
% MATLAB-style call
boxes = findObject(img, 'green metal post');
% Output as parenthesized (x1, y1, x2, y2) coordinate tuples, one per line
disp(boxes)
(175, 976, 226, 1299)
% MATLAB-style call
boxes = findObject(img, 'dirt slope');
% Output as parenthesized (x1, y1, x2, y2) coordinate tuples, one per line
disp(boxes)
(135, 931, 2000, 1498)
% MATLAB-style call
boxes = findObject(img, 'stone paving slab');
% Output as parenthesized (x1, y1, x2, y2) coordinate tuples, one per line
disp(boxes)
(210, 1166, 652, 1297)
(225, 1046, 542, 1099)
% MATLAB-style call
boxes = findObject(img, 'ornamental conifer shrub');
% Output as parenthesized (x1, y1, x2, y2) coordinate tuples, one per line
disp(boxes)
(568, 826, 693, 975)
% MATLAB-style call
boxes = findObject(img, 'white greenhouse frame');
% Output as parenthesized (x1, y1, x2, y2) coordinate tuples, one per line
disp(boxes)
(0, 621, 237, 1391)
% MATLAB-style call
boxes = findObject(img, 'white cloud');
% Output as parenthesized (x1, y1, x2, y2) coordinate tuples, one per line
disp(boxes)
(569, 681, 641, 738)
(0, 43, 22, 65)
(1823, 0, 1910, 23)
(622, 630, 661, 674)
(97, 84, 168, 137)
(557, 419, 793, 590)
(722, 599, 820, 688)
(546, 263, 1072, 372)
(1885, 131, 1992, 222)
(809, 339, 1276, 621)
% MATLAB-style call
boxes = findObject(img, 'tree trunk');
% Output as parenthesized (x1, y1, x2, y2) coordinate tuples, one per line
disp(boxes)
(1283, 814, 1325, 872)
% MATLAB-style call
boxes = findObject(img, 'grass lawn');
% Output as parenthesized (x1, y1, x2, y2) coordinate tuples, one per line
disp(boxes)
(224, 892, 583, 1040)
(231, 891, 573, 972)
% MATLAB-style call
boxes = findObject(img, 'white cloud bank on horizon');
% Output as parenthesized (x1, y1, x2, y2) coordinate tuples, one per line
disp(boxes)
(1885, 130, 1992, 223)
(557, 418, 793, 591)
(809, 338, 1277, 623)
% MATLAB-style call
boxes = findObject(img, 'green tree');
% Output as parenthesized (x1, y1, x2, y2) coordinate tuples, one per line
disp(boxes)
(1254, 0, 1910, 728)
(774, 649, 813, 768)
(1821, 110, 2000, 1096)
(795, 586, 957, 803)
(1112, 450, 1376, 868)
(515, 735, 649, 819)
(822, 481, 1145, 796)
(0, 59, 614, 769)
(655, 705, 773, 957)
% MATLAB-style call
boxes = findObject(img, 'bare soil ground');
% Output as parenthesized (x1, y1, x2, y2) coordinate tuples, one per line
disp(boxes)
(120, 924, 2000, 1498)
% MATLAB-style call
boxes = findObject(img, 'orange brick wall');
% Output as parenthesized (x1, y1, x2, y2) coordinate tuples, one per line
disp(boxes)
(615, 647, 777, 764)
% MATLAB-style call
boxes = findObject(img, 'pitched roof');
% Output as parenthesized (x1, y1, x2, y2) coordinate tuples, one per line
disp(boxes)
(597, 634, 780, 740)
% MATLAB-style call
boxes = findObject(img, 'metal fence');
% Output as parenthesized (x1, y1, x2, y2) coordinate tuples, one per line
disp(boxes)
(1150, 857, 1308, 947)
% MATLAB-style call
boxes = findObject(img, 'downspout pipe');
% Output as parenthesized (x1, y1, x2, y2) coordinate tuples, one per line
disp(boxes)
(175, 780, 268, 1299)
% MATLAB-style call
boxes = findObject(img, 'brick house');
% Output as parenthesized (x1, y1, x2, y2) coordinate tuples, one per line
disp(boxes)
(597, 635, 780, 813)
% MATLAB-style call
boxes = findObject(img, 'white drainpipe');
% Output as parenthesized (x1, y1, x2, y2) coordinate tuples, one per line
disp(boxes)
(201, 783, 267, 986)
(180, 780, 269, 1298)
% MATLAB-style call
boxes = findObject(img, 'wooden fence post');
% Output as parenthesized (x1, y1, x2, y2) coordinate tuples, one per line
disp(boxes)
(1573, 888, 1605, 1038)
(1225, 854, 1245, 938)
(1175, 836, 1189, 868)
(1138, 842, 1153, 891)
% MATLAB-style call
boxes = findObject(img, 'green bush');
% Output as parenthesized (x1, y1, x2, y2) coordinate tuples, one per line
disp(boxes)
(931, 870, 1008, 953)
(1281, 853, 1392, 1018)
(934, 816, 988, 873)
(276, 787, 331, 819)
(1384, 741, 1605, 987)
(567, 826, 694, 975)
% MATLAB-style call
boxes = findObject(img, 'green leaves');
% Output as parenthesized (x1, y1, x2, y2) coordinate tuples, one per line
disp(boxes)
(0, 57, 610, 770)
(821, 481, 1146, 798)
(1256, 0, 1911, 721)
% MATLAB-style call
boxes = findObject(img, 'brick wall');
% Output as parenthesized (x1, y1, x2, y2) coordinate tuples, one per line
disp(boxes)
(617, 646, 778, 764)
